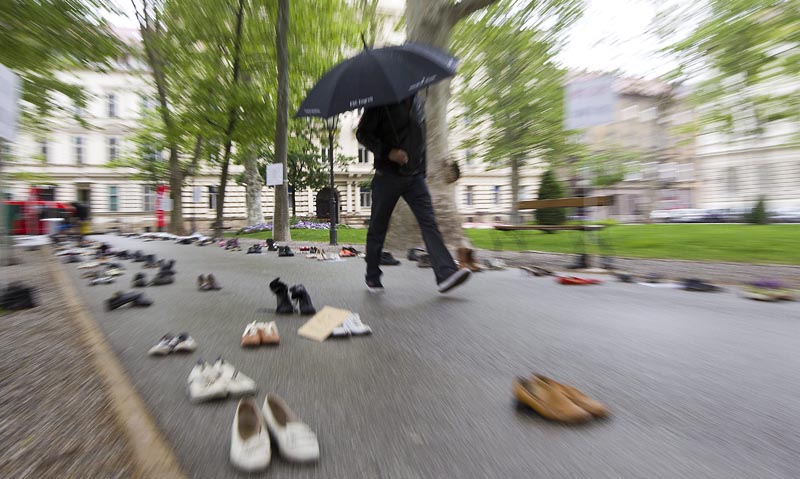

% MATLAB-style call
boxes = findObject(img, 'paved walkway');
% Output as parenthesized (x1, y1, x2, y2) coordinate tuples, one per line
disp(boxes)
(1, 248, 137, 479)
(66, 235, 800, 479)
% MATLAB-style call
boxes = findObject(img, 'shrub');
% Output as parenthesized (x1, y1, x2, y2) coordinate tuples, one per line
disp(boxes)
(535, 169, 567, 227)
(746, 196, 769, 225)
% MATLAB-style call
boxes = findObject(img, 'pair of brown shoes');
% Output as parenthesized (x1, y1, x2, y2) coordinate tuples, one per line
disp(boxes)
(513, 374, 609, 423)
(456, 247, 482, 272)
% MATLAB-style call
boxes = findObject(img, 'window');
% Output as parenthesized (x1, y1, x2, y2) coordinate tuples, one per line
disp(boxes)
(73, 136, 84, 164)
(726, 167, 738, 195)
(359, 185, 372, 207)
(320, 147, 329, 159)
(465, 148, 474, 166)
(465, 185, 474, 206)
(208, 186, 217, 210)
(109, 185, 119, 212)
(357, 145, 370, 164)
(143, 185, 156, 212)
(108, 137, 119, 161)
(493, 185, 501, 204)
(107, 93, 117, 118)
(39, 140, 48, 162)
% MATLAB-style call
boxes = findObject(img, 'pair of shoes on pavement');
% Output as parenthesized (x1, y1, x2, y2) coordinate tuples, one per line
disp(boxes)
(106, 291, 153, 310)
(231, 395, 319, 472)
(513, 374, 610, 424)
(278, 246, 294, 257)
(89, 275, 115, 286)
(197, 274, 222, 291)
(330, 314, 372, 338)
(188, 358, 256, 402)
(270, 278, 316, 315)
(247, 244, 263, 254)
(741, 280, 796, 301)
(148, 333, 197, 355)
(681, 278, 721, 292)
(241, 321, 280, 347)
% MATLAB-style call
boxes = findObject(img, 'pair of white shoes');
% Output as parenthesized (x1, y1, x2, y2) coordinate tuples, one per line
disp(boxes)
(331, 314, 372, 337)
(187, 358, 256, 402)
(231, 395, 319, 472)
(148, 333, 197, 356)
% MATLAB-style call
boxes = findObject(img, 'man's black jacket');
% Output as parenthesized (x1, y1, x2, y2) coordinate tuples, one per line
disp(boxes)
(356, 95, 426, 176)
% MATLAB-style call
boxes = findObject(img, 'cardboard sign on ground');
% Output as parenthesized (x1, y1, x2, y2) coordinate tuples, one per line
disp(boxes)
(298, 306, 353, 342)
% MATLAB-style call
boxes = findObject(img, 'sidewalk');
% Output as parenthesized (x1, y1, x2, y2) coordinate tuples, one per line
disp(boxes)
(0, 248, 137, 479)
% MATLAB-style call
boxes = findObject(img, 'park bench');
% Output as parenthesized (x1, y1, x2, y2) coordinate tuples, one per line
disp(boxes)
(492, 195, 615, 268)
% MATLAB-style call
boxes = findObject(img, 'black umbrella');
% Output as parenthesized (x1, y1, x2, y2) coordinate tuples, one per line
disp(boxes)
(295, 42, 458, 119)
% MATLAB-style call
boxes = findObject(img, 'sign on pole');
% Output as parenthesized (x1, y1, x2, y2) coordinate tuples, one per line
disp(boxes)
(0, 64, 20, 141)
(266, 163, 284, 186)
(564, 74, 617, 130)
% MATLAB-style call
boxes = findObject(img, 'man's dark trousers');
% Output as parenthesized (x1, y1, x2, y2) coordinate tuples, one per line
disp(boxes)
(366, 170, 458, 284)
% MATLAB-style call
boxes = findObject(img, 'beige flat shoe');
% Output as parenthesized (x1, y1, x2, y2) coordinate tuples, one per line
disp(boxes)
(258, 321, 280, 345)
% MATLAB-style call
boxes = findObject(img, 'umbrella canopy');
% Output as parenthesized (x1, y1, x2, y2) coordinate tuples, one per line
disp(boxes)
(295, 42, 458, 119)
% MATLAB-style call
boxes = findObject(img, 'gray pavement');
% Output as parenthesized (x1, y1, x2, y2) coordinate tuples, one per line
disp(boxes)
(66, 235, 800, 479)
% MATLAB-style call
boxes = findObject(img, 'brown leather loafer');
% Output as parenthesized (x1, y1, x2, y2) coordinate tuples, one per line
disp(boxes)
(513, 376, 592, 423)
(535, 375, 610, 418)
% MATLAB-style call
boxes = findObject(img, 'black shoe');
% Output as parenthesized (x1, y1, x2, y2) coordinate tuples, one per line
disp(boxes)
(267, 239, 278, 251)
(269, 278, 295, 314)
(149, 272, 174, 286)
(567, 253, 589, 270)
(365, 278, 384, 294)
(290, 284, 316, 315)
(159, 259, 176, 275)
(143, 254, 158, 268)
(106, 291, 149, 311)
(132, 251, 145, 262)
(132, 272, 148, 288)
(1, 282, 36, 310)
(682, 278, 720, 292)
(417, 254, 432, 268)
(407, 248, 426, 261)
(278, 246, 294, 257)
(379, 251, 400, 266)
(438, 268, 472, 294)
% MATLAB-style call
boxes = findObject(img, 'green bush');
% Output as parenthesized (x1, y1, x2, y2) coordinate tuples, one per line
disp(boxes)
(746, 196, 770, 225)
(535, 169, 567, 227)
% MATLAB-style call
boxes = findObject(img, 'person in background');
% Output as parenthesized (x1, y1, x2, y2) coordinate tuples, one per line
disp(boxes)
(356, 94, 471, 294)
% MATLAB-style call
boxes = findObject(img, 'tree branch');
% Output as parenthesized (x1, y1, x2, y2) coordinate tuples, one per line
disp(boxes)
(450, 0, 499, 20)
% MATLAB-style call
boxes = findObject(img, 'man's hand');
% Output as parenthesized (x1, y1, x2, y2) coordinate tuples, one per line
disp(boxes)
(388, 148, 409, 166)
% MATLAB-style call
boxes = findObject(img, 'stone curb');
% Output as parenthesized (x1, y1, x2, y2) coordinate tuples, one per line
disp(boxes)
(48, 251, 188, 479)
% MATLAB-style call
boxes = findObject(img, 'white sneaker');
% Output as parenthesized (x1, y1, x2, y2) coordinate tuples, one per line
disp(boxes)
(230, 398, 271, 472)
(187, 360, 228, 402)
(262, 394, 319, 463)
(343, 314, 371, 335)
(213, 358, 257, 396)
(170, 333, 197, 353)
(148, 334, 174, 356)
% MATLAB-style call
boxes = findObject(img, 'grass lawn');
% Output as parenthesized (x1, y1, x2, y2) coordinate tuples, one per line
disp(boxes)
(231, 224, 800, 265)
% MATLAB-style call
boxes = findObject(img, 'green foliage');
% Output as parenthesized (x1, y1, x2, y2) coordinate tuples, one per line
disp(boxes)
(575, 147, 645, 187)
(535, 170, 566, 226)
(452, 0, 584, 168)
(663, 0, 800, 140)
(746, 196, 770, 225)
(0, 0, 124, 126)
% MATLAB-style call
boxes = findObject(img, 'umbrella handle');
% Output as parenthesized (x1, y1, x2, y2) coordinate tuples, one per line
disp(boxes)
(361, 33, 369, 50)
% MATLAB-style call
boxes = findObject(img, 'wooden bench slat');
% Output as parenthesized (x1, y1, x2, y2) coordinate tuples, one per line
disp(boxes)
(517, 195, 614, 210)
(494, 224, 605, 231)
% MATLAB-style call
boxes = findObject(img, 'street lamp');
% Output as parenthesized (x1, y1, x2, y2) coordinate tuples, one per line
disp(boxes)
(324, 115, 339, 245)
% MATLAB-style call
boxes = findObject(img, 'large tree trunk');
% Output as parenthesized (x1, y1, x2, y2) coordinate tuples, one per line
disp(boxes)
(387, 0, 497, 250)
(272, 0, 291, 242)
(244, 154, 264, 225)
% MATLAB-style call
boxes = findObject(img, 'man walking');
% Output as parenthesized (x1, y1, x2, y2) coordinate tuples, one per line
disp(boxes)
(356, 94, 471, 293)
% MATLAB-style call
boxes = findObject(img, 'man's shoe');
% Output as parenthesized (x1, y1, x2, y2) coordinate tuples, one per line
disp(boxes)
(278, 246, 294, 257)
(149, 272, 174, 286)
(290, 284, 316, 315)
(437, 268, 471, 293)
(512, 376, 592, 423)
(197, 274, 210, 291)
(417, 254, 432, 268)
(407, 248, 426, 262)
(269, 278, 295, 314)
(534, 375, 609, 418)
(365, 279, 384, 293)
(206, 273, 222, 290)
(379, 251, 400, 265)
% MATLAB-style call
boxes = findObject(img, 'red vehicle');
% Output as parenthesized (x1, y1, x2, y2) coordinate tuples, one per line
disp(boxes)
(2, 200, 76, 235)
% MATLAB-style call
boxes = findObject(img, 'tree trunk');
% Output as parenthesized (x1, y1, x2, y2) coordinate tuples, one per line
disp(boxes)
(213, 0, 245, 238)
(168, 149, 186, 235)
(244, 154, 264, 225)
(272, 0, 291, 242)
(387, 0, 497, 250)
(510, 155, 521, 224)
